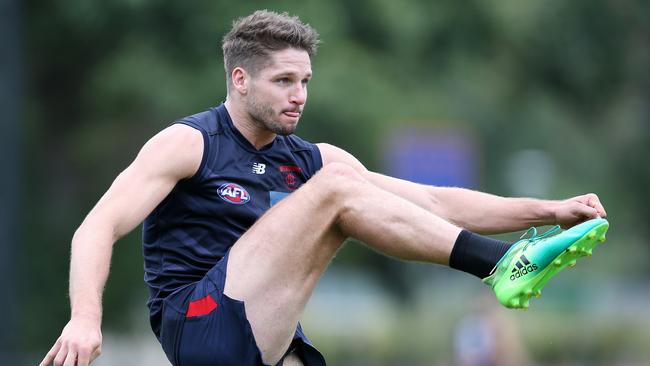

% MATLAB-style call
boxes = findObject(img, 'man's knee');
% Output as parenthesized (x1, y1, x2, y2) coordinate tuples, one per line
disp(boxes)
(309, 162, 366, 199)
(315, 162, 365, 184)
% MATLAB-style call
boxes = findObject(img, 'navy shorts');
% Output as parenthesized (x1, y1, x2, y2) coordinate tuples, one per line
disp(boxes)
(158, 251, 326, 366)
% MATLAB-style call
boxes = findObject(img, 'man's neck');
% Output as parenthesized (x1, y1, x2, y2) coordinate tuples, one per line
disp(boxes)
(224, 99, 277, 150)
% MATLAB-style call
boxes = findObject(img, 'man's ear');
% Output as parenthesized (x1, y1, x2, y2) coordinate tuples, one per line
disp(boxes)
(231, 67, 248, 95)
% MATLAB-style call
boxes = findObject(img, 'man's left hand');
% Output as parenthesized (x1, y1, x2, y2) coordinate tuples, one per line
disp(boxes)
(555, 193, 607, 229)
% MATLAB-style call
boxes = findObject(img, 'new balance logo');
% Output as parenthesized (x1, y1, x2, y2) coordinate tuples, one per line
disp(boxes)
(252, 163, 266, 175)
(509, 254, 538, 281)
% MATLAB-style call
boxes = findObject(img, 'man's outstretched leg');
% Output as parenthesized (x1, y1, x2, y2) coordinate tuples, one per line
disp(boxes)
(223, 162, 608, 364)
(224, 163, 494, 364)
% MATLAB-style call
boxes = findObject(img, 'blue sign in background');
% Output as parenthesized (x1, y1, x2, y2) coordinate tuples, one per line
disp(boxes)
(384, 129, 478, 189)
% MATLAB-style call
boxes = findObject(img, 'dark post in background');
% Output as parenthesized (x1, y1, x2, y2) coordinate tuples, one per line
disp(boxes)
(0, 0, 22, 363)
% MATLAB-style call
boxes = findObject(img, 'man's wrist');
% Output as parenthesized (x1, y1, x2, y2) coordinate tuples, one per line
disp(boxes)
(539, 200, 560, 226)
(71, 308, 102, 324)
(525, 198, 559, 226)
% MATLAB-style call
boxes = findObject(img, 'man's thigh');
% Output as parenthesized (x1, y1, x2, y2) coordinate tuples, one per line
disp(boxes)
(224, 170, 348, 364)
(282, 353, 304, 366)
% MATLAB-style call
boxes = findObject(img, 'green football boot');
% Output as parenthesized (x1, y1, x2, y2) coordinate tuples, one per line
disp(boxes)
(483, 218, 609, 309)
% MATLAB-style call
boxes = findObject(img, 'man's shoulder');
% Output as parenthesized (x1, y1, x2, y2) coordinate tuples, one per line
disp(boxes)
(137, 124, 204, 180)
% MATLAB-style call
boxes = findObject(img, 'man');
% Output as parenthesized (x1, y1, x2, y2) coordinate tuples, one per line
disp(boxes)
(41, 10, 608, 366)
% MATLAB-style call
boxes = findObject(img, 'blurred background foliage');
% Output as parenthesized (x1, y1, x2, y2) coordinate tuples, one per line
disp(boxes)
(9, 0, 650, 364)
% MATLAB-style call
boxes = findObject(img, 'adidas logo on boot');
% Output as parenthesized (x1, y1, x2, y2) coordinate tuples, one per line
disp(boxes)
(509, 255, 538, 281)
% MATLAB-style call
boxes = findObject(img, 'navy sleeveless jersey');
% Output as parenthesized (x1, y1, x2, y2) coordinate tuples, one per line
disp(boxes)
(142, 104, 323, 336)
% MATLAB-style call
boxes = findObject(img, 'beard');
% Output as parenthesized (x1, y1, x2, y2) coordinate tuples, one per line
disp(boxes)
(246, 92, 299, 136)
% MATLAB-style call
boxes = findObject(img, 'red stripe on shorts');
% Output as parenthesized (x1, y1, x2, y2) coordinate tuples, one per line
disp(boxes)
(186, 294, 218, 318)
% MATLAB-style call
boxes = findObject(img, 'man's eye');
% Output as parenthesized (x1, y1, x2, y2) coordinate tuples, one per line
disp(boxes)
(277, 78, 290, 85)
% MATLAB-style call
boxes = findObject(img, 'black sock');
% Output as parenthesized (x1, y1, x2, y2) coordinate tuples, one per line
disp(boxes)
(449, 230, 511, 279)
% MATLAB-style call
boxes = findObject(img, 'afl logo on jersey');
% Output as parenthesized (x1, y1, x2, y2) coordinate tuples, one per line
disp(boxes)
(217, 183, 251, 205)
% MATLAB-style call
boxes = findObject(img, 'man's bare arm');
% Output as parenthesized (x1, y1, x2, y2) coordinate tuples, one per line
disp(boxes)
(40, 124, 203, 366)
(317, 143, 606, 234)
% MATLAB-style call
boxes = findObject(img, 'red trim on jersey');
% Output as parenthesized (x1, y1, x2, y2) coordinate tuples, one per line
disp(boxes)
(186, 294, 218, 318)
(279, 165, 302, 173)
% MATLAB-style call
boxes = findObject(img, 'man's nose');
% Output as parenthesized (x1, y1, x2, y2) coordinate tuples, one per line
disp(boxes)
(289, 84, 307, 105)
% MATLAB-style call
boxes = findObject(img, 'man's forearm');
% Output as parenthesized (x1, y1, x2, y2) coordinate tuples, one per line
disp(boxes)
(68, 220, 116, 323)
(429, 187, 558, 234)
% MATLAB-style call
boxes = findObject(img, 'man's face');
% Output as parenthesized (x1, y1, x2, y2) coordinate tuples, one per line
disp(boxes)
(245, 48, 312, 136)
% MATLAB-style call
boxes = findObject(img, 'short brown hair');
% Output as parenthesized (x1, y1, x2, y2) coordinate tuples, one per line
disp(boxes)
(222, 10, 320, 88)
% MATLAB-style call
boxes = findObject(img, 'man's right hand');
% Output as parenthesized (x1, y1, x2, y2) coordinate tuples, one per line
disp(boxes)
(40, 315, 102, 366)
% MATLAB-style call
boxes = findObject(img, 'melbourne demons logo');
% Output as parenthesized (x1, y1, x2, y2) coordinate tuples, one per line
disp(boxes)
(279, 166, 303, 190)
(217, 183, 251, 205)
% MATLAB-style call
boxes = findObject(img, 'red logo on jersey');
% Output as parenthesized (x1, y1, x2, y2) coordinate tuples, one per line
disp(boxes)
(279, 166, 303, 190)
(218, 183, 251, 204)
